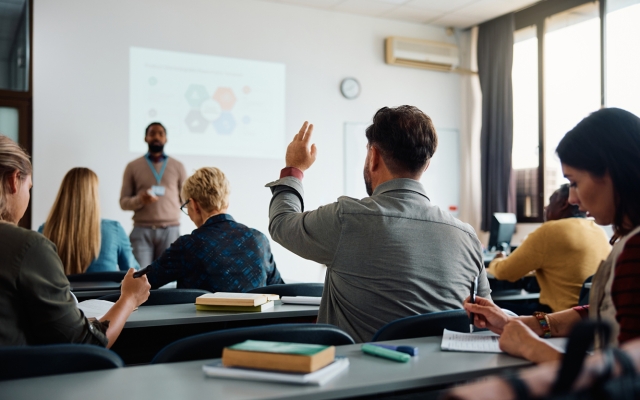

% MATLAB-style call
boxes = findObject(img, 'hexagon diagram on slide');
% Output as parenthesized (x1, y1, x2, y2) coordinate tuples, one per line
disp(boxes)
(185, 84, 209, 108)
(185, 109, 209, 133)
(213, 112, 236, 135)
(213, 87, 237, 111)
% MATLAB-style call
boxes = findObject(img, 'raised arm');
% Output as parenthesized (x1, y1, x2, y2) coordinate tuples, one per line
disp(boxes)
(266, 122, 342, 266)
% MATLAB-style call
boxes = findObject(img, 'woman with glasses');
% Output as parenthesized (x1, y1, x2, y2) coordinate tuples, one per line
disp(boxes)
(145, 166, 284, 292)
(39, 167, 139, 274)
(0, 136, 149, 346)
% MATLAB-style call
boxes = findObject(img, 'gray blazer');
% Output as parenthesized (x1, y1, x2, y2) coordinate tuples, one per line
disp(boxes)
(266, 177, 491, 342)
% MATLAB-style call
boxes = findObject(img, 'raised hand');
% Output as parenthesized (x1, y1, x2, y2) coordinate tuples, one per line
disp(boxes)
(285, 121, 317, 172)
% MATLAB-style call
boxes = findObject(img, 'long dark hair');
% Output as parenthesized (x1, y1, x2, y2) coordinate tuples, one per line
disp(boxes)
(556, 108, 640, 242)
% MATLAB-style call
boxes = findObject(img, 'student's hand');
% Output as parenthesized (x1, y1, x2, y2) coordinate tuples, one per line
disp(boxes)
(138, 189, 158, 205)
(493, 251, 506, 260)
(120, 268, 150, 307)
(464, 296, 513, 334)
(285, 121, 317, 172)
(499, 320, 543, 359)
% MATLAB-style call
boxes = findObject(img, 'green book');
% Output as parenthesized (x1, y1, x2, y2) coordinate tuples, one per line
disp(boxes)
(228, 340, 329, 356)
(195, 301, 274, 312)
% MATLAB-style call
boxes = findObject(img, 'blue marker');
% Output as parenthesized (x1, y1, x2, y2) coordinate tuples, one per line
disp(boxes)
(369, 343, 418, 356)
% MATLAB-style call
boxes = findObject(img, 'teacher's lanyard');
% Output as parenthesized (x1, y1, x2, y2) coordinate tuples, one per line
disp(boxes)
(145, 154, 168, 185)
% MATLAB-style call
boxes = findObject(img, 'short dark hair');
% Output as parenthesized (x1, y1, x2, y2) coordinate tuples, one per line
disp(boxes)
(365, 106, 438, 174)
(145, 122, 166, 136)
(556, 107, 640, 239)
(556, 183, 586, 218)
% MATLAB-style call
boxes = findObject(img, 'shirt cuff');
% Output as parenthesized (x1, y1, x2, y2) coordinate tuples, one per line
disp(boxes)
(280, 167, 304, 180)
(572, 305, 589, 319)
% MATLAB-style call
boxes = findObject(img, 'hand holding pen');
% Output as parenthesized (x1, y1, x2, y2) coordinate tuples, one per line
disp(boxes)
(469, 275, 478, 333)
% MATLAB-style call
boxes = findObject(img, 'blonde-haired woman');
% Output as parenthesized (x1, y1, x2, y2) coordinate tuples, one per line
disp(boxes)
(0, 135, 149, 347)
(39, 167, 139, 274)
(145, 166, 284, 292)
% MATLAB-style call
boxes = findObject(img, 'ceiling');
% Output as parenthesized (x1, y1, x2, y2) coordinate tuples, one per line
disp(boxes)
(259, 0, 541, 28)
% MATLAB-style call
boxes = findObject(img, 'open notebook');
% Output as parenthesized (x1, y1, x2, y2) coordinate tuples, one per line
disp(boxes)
(441, 329, 567, 353)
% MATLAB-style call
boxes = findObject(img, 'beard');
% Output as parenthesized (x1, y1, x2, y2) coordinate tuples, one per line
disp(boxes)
(148, 143, 164, 153)
(363, 159, 373, 196)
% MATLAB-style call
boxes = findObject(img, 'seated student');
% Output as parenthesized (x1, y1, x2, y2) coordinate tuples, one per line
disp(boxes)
(465, 108, 640, 363)
(265, 106, 491, 343)
(39, 167, 139, 274)
(146, 167, 283, 291)
(444, 335, 640, 400)
(488, 183, 611, 315)
(0, 135, 150, 347)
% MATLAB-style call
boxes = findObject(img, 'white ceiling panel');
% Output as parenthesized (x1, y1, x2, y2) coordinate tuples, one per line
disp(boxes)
(257, 0, 542, 28)
(334, 0, 399, 16)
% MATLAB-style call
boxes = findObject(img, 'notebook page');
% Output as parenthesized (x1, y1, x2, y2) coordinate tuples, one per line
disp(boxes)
(441, 329, 503, 353)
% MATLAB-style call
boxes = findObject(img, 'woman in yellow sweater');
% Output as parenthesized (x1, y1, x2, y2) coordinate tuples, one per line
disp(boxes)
(488, 184, 611, 315)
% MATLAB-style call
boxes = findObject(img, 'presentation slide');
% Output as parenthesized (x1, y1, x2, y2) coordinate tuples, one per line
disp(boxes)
(129, 47, 286, 159)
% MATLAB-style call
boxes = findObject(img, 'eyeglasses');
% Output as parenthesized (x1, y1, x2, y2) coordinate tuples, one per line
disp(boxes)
(180, 199, 190, 215)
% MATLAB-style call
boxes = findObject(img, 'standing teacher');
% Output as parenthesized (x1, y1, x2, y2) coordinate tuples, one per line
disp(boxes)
(120, 122, 188, 267)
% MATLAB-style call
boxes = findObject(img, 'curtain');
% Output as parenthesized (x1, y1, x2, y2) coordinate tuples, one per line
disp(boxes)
(458, 27, 482, 234)
(477, 13, 515, 231)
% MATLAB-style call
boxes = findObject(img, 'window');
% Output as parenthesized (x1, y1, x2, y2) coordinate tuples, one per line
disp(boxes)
(512, 0, 604, 222)
(606, 0, 640, 116)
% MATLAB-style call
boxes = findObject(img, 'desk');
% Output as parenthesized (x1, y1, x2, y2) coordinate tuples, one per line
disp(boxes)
(492, 290, 540, 302)
(69, 281, 121, 291)
(0, 336, 531, 400)
(112, 301, 319, 364)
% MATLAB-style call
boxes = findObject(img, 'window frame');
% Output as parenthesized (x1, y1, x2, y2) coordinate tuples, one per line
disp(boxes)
(513, 0, 606, 223)
(0, 0, 33, 229)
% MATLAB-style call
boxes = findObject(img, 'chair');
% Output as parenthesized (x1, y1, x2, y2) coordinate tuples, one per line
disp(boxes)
(578, 275, 594, 306)
(97, 288, 210, 305)
(67, 271, 127, 283)
(0, 344, 123, 381)
(151, 323, 355, 364)
(247, 283, 324, 297)
(371, 309, 471, 342)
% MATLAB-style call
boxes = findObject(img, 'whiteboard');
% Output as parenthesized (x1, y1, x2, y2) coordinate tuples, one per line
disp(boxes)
(343, 122, 460, 216)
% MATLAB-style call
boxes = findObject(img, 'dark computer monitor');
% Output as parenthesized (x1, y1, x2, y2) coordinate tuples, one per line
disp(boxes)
(488, 213, 517, 251)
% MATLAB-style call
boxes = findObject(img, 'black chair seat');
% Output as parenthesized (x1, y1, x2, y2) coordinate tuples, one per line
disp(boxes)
(247, 283, 324, 297)
(97, 288, 210, 305)
(151, 323, 354, 364)
(0, 344, 123, 381)
(372, 309, 471, 342)
(67, 271, 127, 283)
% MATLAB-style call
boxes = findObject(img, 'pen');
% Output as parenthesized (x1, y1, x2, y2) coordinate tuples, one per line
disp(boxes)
(133, 266, 150, 278)
(361, 344, 410, 363)
(368, 343, 418, 356)
(469, 275, 478, 333)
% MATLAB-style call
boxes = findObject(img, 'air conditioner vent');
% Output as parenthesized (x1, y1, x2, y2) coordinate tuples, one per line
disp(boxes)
(386, 37, 460, 72)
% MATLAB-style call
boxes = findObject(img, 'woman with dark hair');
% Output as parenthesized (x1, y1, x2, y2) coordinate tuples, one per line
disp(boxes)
(463, 108, 640, 365)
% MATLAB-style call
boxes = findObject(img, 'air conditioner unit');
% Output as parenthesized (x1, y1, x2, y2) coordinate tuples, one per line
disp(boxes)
(385, 36, 460, 72)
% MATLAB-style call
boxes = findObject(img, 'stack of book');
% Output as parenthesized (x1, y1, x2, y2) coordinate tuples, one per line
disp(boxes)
(195, 292, 279, 312)
(202, 340, 349, 386)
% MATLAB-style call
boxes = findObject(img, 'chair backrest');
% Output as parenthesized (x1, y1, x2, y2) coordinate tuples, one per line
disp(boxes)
(151, 323, 355, 364)
(578, 275, 594, 306)
(246, 283, 324, 297)
(67, 271, 127, 283)
(97, 288, 210, 305)
(0, 344, 123, 381)
(371, 309, 470, 342)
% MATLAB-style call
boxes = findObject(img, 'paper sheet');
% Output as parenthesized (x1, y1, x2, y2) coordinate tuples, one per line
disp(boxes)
(441, 329, 503, 353)
(440, 329, 567, 354)
(280, 296, 321, 305)
(77, 300, 115, 320)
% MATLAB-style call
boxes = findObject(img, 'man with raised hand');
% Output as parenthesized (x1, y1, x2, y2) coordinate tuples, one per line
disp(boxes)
(266, 106, 491, 342)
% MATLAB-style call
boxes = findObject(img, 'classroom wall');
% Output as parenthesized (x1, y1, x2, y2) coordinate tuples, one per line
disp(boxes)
(33, 0, 461, 282)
